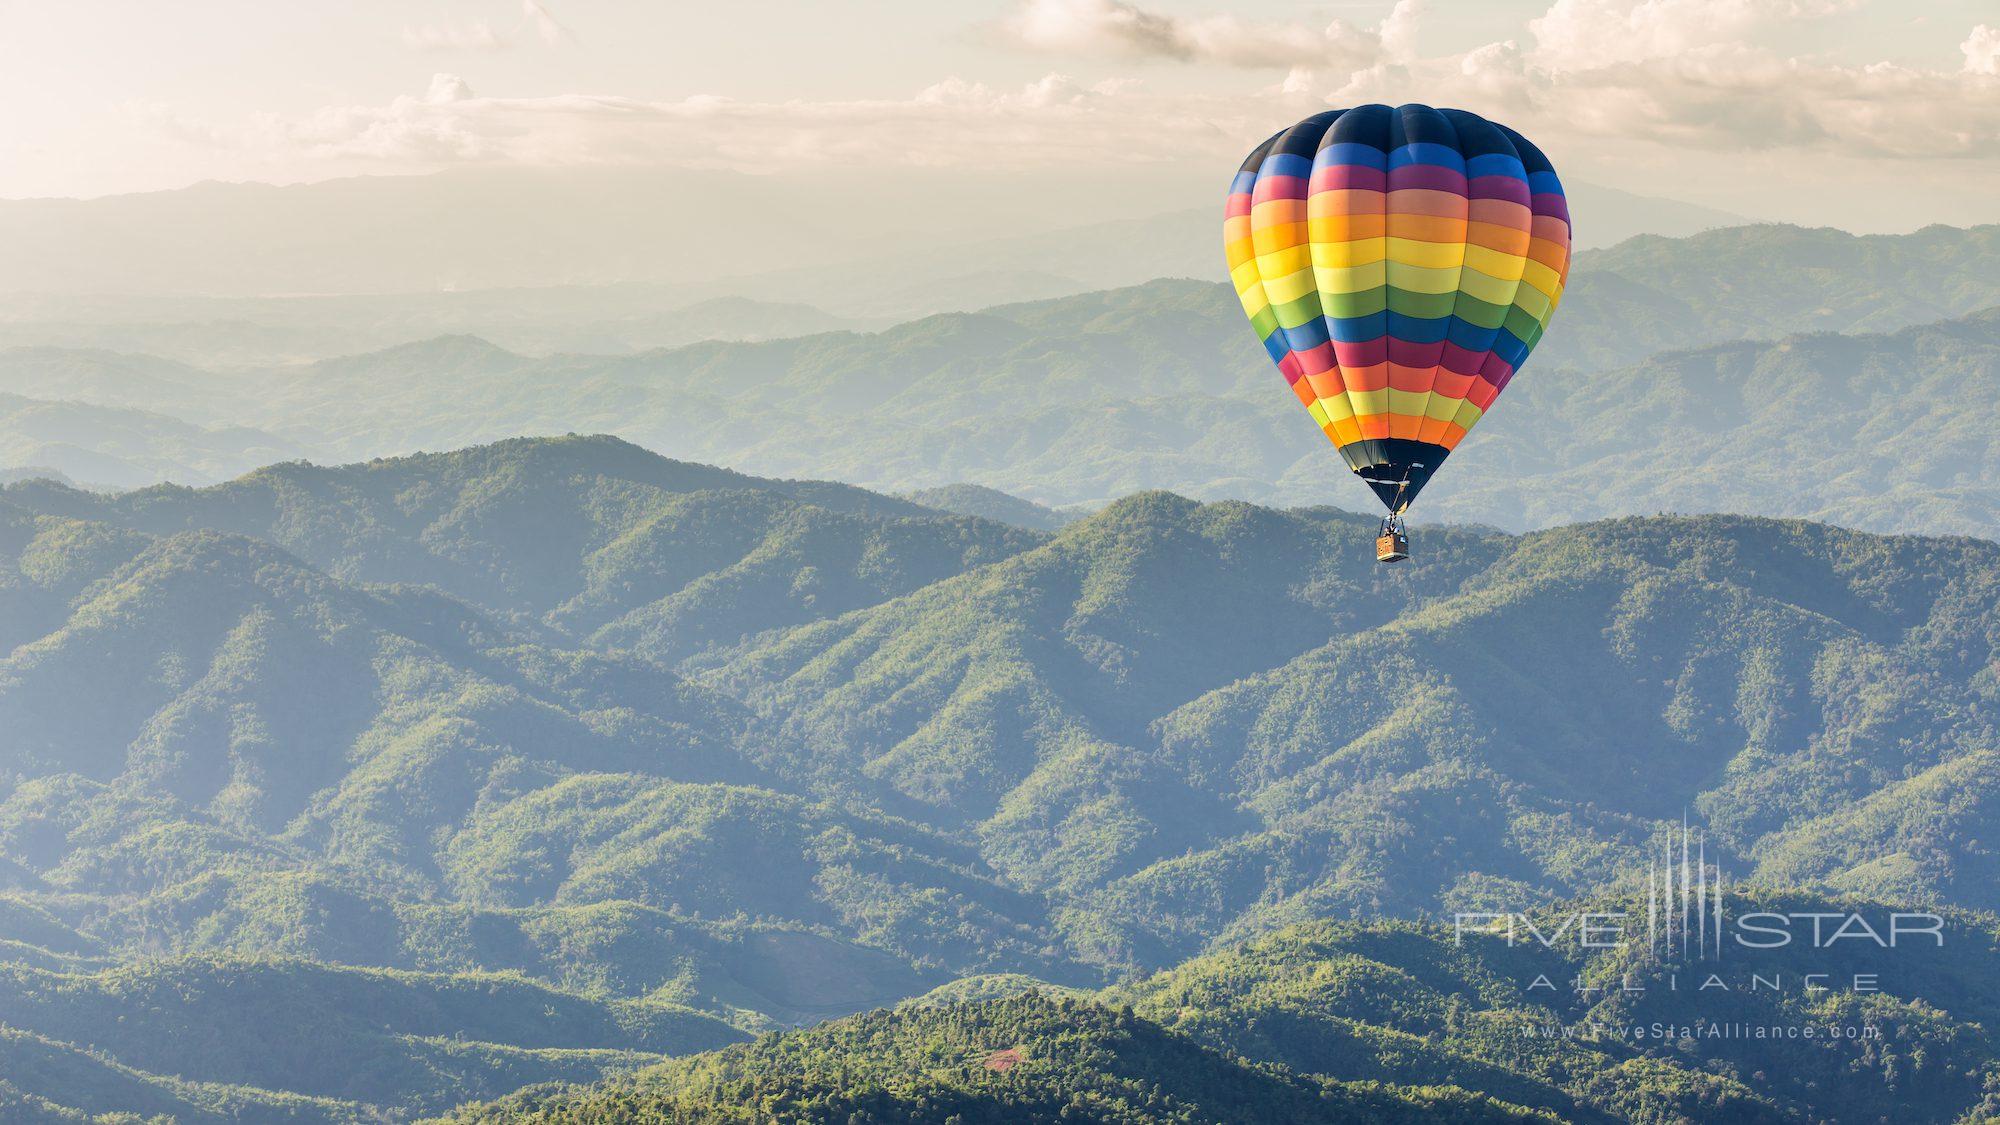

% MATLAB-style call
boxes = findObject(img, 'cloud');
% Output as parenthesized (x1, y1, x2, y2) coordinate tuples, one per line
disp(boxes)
(996, 0, 1407, 73)
(146, 72, 1253, 173)
(1967, 25, 2000, 75)
(522, 0, 571, 46)
(402, 1, 571, 53)
(426, 73, 476, 105)
(1527, 0, 1856, 69)
(985, 0, 1997, 159)
(146, 1, 2000, 186)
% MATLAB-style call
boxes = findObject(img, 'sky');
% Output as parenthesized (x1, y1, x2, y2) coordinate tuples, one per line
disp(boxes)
(3, 0, 1998, 231)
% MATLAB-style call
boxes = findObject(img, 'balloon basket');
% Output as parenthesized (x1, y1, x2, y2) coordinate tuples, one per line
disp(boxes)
(1376, 516, 1410, 563)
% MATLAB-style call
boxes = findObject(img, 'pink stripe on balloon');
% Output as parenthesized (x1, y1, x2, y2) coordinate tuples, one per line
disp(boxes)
(1309, 165, 1386, 192)
(1253, 174, 1309, 203)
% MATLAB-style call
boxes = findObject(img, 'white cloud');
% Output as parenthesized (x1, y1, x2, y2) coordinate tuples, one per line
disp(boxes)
(1966, 24, 2000, 75)
(986, 0, 1999, 159)
(402, 1, 571, 53)
(426, 73, 476, 105)
(997, 0, 1400, 73)
(146, 72, 1254, 174)
(522, 0, 571, 46)
(144, 2, 2000, 186)
(1527, 0, 1855, 69)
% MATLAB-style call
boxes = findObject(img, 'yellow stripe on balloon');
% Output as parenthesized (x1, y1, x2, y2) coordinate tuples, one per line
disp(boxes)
(1384, 237, 1467, 269)
(1519, 258, 1563, 301)
(1313, 261, 1386, 294)
(1348, 388, 1389, 415)
(1310, 238, 1387, 268)
(1462, 244, 1527, 281)
(1386, 388, 1430, 415)
(1262, 267, 1318, 305)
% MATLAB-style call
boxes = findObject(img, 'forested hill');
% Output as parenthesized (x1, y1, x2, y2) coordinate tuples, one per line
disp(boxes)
(5, 436, 2000, 1118)
(448, 889, 2000, 1125)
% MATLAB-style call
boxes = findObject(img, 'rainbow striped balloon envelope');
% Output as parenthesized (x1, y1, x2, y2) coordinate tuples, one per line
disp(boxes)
(1224, 104, 1571, 513)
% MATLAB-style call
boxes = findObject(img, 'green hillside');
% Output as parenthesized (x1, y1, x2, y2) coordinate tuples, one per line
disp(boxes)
(4, 440, 2000, 1117)
(443, 887, 2000, 1124)
(1114, 894, 2000, 1124)
(10, 434, 1042, 661)
(442, 991, 1553, 1125)
(0, 956, 741, 1121)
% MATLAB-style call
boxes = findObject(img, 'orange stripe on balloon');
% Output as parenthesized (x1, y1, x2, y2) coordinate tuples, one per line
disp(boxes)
(1340, 363, 1390, 391)
(1465, 221, 1531, 255)
(1308, 215, 1389, 241)
(1388, 365, 1436, 393)
(1431, 370, 1475, 399)
(1305, 369, 1346, 398)
(1381, 214, 1470, 243)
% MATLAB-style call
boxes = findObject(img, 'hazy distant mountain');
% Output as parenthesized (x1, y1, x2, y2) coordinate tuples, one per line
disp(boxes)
(904, 483, 1080, 531)
(0, 291, 868, 365)
(0, 466, 73, 488)
(0, 165, 1750, 333)
(1565, 181, 1749, 246)
(15, 224, 1987, 534)
(0, 165, 1206, 299)
(0, 391, 297, 488)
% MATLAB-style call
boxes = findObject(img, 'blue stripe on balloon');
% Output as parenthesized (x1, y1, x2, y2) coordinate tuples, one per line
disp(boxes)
(1388, 143, 1465, 171)
(1446, 319, 1501, 352)
(1281, 319, 1331, 351)
(1527, 171, 1565, 195)
(1492, 330, 1532, 367)
(1259, 153, 1314, 180)
(1316, 142, 1387, 170)
(1465, 153, 1528, 180)
(1385, 311, 1450, 344)
(1327, 314, 1387, 344)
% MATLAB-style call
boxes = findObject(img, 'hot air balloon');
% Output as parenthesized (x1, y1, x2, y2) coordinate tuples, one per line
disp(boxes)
(1223, 104, 1571, 562)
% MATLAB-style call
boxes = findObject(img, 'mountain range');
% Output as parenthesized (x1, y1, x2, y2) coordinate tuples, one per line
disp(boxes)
(4, 436, 2000, 1119)
(2, 224, 1997, 539)
(0, 168, 1733, 311)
